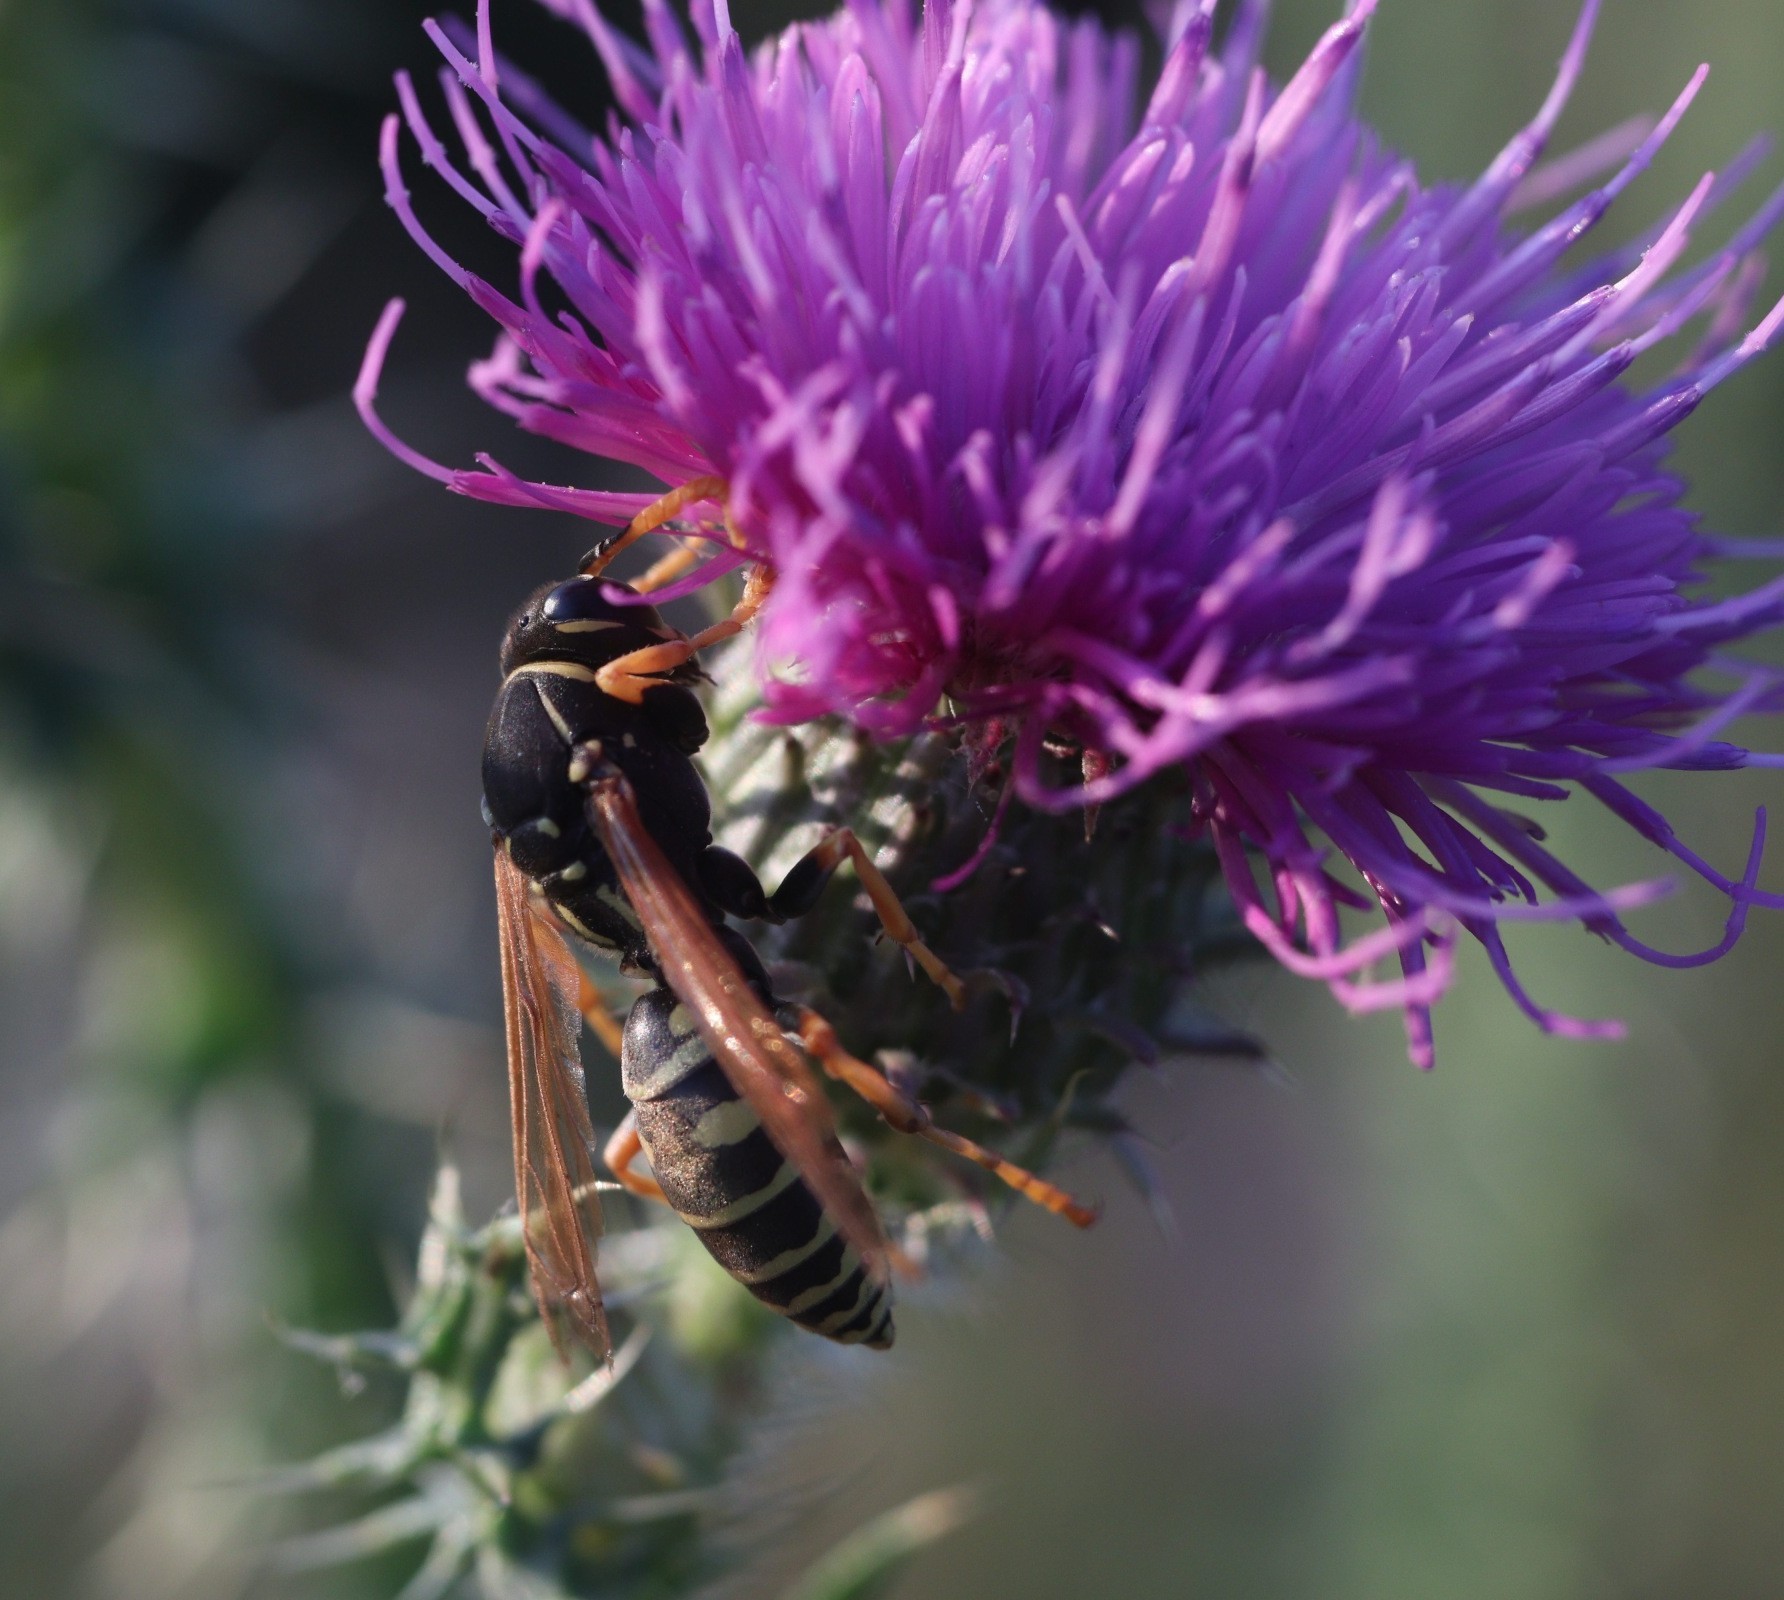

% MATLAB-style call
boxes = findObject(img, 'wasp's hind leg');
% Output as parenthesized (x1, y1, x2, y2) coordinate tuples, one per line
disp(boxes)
(785, 1005, 1098, 1229)
(603, 1111, 670, 1205)
(581, 979, 663, 1201)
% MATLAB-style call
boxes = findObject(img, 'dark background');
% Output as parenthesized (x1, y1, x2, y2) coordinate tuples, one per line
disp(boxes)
(0, 0, 1779, 1595)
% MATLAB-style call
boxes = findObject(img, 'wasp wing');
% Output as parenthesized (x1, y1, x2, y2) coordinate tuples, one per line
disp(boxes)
(585, 773, 889, 1281)
(494, 849, 610, 1359)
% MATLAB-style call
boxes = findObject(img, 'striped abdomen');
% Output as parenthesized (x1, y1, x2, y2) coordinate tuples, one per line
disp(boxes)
(620, 988, 893, 1349)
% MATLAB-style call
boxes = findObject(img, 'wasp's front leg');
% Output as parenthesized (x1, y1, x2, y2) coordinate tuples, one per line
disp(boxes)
(581, 475, 728, 579)
(595, 565, 776, 704)
(630, 539, 704, 594)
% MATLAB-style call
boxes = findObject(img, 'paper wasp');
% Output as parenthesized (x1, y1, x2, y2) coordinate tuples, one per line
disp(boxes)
(483, 479, 1096, 1357)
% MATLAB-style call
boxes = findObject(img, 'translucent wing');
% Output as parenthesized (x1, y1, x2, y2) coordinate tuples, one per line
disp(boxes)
(584, 773, 890, 1281)
(494, 849, 610, 1359)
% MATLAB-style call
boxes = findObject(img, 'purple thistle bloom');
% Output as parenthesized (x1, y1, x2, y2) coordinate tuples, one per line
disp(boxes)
(360, 0, 1784, 1066)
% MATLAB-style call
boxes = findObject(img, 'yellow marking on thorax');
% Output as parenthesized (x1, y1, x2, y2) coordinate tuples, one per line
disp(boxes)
(550, 902, 599, 939)
(506, 660, 601, 683)
(594, 883, 643, 931)
(517, 672, 579, 744)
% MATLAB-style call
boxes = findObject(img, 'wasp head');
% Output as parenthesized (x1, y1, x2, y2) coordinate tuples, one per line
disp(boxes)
(498, 575, 679, 677)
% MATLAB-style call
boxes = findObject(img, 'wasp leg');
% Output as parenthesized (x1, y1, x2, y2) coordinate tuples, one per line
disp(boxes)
(700, 827, 965, 1009)
(603, 1112, 670, 1205)
(775, 830, 966, 1009)
(595, 565, 775, 704)
(575, 968, 628, 1060)
(697, 846, 773, 920)
(787, 1006, 1098, 1228)
(581, 475, 728, 578)
(631, 539, 704, 594)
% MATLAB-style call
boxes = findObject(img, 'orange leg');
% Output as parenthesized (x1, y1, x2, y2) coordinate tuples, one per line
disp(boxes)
(603, 1113, 669, 1204)
(806, 830, 967, 1009)
(789, 1007, 1098, 1228)
(576, 969, 628, 1060)
(631, 540, 704, 594)
(581, 475, 728, 579)
(595, 564, 776, 704)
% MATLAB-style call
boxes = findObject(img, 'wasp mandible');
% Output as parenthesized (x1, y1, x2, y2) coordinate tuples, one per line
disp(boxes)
(482, 480, 1096, 1357)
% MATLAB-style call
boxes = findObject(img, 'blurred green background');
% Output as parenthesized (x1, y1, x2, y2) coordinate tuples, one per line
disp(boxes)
(0, 0, 1780, 1596)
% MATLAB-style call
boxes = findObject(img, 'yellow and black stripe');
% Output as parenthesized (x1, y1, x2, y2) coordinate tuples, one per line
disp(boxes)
(621, 989, 893, 1348)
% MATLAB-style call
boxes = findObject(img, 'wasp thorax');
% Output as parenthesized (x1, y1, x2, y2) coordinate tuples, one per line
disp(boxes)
(498, 576, 675, 676)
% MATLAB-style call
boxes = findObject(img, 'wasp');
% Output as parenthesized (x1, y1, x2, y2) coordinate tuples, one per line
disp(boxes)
(482, 479, 1096, 1357)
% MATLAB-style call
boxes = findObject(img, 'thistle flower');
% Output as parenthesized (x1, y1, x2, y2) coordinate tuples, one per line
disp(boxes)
(360, 0, 1784, 1065)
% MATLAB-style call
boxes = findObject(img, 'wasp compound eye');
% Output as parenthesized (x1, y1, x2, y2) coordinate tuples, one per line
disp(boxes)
(542, 575, 634, 624)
